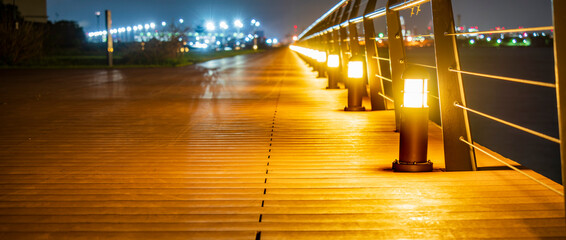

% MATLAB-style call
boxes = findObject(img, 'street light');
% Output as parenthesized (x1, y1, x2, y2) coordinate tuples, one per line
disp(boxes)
(206, 21, 215, 31)
(161, 21, 166, 27)
(219, 21, 228, 30)
(234, 20, 243, 29)
(179, 18, 184, 24)
(393, 66, 433, 172)
(326, 53, 340, 89)
(345, 55, 366, 111)
(255, 21, 261, 27)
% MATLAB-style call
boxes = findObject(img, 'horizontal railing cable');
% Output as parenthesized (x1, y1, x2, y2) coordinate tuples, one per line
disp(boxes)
(375, 74, 393, 82)
(449, 68, 556, 88)
(446, 26, 554, 37)
(454, 102, 560, 144)
(372, 56, 391, 61)
(459, 137, 564, 196)
(410, 34, 434, 38)
(379, 93, 394, 103)
(429, 94, 439, 100)
(407, 62, 437, 69)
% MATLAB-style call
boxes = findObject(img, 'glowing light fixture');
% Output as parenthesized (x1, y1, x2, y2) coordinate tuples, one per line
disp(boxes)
(403, 79, 428, 108)
(327, 55, 339, 68)
(162, 21, 166, 27)
(179, 19, 184, 24)
(394, 66, 432, 172)
(348, 57, 364, 79)
(345, 55, 365, 111)
(316, 51, 327, 63)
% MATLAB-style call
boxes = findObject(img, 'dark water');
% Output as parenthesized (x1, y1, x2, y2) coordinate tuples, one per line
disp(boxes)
(405, 47, 561, 183)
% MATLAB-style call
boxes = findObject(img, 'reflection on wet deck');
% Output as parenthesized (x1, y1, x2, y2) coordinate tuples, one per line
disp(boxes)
(0, 49, 564, 239)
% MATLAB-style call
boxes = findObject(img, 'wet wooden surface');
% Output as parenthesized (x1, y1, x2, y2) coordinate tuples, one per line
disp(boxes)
(0, 48, 564, 239)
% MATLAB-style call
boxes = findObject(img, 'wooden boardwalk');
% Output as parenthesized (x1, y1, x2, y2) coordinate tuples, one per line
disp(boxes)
(0, 48, 564, 239)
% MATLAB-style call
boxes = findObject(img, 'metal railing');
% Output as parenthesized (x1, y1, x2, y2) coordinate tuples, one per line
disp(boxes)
(291, 0, 566, 199)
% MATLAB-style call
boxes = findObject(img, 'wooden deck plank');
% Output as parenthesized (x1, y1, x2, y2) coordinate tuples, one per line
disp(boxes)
(0, 48, 564, 239)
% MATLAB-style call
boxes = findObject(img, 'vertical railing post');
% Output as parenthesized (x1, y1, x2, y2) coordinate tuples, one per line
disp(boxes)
(105, 10, 113, 67)
(551, 0, 566, 213)
(386, 1, 407, 131)
(333, 6, 346, 85)
(347, 0, 362, 57)
(339, 1, 353, 85)
(430, 0, 476, 171)
(363, 0, 387, 110)
(327, 11, 341, 89)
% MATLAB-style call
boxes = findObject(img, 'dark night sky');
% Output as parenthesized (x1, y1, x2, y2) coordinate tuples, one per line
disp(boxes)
(46, 0, 553, 40)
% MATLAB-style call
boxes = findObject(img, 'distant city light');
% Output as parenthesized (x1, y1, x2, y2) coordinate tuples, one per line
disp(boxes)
(255, 21, 260, 27)
(512, 39, 517, 44)
(220, 21, 229, 30)
(179, 18, 184, 24)
(137, 25, 143, 30)
(292, 36, 298, 41)
(486, 37, 491, 42)
(234, 20, 243, 29)
(266, 39, 272, 44)
(95, 11, 101, 16)
(206, 21, 216, 31)
(497, 39, 502, 44)
(193, 42, 208, 49)
(144, 24, 150, 30)
(273, 38, 278, 44)
(216, 41, 221, 45)
(162, 21, 166, 27)
(126, 26, 132, 32)
(251, 19, 256, 24)
(133, 26, 138, 31)
(469, 39, 475, 45)
(150, 23, 156, 29)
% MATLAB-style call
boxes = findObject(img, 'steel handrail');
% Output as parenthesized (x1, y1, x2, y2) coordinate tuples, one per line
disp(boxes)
(300, 0, 429, 40)
(454, 102, 560, 144)
(449, 68, 556, 88)
(460, 137, 564, 196)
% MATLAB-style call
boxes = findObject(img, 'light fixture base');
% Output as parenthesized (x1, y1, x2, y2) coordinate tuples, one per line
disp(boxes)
(392, 159, 433, 172)
(344, 106, 366, 111)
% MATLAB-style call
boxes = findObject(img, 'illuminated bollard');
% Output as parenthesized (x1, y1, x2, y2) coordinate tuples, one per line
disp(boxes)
(326, 54, 340, 89)
(316, 51, 327, 78)
(344, 55, 366, 111)
(393, 67, 433, 172)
